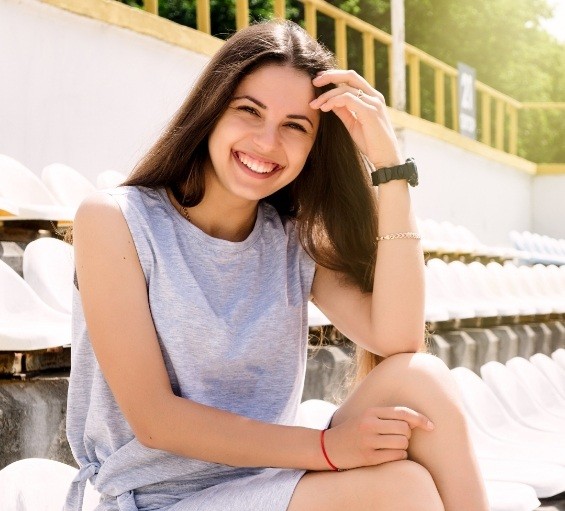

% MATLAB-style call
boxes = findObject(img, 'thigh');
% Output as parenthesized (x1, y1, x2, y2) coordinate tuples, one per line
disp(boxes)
(288, 461, 443, 511)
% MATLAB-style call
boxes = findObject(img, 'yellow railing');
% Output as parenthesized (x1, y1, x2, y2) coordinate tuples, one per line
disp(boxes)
(140, 0, 564, 161)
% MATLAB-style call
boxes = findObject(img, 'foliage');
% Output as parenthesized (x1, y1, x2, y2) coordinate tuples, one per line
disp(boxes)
(117, 0, 565, 162)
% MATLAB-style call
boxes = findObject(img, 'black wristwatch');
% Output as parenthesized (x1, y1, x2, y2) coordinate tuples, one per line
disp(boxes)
(371, 158, 418, 187)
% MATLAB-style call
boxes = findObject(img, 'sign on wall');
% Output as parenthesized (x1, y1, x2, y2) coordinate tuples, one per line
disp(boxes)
(457, 63, 477, 140)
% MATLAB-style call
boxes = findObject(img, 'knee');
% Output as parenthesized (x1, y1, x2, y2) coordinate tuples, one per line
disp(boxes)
(379, 351, 449, 374)
(372, 352, 465, 413)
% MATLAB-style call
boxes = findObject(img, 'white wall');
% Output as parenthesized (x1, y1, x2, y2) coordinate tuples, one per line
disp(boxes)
(532, 176, 565, 239)
(0, 0, 209, 183)
(401, 130, 533, 246)
(2, 0, 562, 246)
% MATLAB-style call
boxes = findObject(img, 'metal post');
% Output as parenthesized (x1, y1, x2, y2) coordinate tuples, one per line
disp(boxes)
(390, 0, 406, 111)
(143, 0, 158, 15)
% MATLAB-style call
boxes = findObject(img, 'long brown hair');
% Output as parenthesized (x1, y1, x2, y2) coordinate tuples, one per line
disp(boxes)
(123, 20, 381, 382)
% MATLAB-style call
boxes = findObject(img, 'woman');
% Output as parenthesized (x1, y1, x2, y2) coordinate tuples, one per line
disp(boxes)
(65, 20, 488, 511)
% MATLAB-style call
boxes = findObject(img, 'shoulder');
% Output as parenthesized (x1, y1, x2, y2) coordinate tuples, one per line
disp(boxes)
(73, 189, 137, 252)
(74, 186, 154, 228)
(74, 189, 122, 226)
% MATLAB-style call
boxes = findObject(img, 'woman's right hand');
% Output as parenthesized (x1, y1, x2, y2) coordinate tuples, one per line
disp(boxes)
(321, 406, 434, 470)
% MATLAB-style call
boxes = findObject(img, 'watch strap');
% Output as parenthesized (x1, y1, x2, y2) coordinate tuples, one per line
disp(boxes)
(371, 158, 418, 187)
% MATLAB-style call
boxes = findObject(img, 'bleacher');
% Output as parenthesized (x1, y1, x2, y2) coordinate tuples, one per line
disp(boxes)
(1, 151, 565, 510)
(2, 0, 565, 507)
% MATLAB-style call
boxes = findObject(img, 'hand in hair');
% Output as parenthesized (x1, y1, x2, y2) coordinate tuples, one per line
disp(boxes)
(321, 406, 434, 470)
(310, 69, 401, 169)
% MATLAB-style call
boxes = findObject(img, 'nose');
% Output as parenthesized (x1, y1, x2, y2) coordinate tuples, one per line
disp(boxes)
(252, 123, 280, 152)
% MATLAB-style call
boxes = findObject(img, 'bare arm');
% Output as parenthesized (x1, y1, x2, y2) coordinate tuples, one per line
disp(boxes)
(74, 192, 327, 470)
(309, 71, 425, 357)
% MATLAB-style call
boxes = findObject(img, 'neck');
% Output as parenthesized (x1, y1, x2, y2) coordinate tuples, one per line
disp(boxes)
(166, 186, 259, 243)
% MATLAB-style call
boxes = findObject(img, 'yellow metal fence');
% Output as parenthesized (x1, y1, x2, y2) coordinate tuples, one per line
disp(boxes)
(140, 0, 564, 162)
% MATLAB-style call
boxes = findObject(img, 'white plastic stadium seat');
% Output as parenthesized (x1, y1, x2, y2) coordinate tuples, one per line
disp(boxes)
(295, 399, 337, 428)
(486, 262, 551, 316)
(23, 238, 74, 315)
(467, 262, 533, 317)
(425, 259, 476, 321)
(0, 259, 71, 350)
(480, 361, 565, 433)
(307, 302, 332, 327)
(451, 367, 565, 464)
(41, 163, 96, 211)
(505, 357, 565, 419)
(530, 353, 565, 399)
(553, 348, 565, 370)
(448, 261, 518, 317)
(96, 170, 127, 189)
(0, 154, 74, 221)
(483, 481, 539, 511)
(478, 457, 565, 498)
(0, 458, 99, 511)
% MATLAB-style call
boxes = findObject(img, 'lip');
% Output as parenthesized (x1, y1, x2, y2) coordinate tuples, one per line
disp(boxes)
(233, 151, 283, 180)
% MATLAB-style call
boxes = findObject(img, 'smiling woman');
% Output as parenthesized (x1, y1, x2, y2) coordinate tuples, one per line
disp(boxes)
(205, 65, 319, 205)
(43, 19, 489, 511)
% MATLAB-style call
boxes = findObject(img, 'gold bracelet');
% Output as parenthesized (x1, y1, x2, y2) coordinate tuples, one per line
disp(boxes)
(376, 232, 421, 241)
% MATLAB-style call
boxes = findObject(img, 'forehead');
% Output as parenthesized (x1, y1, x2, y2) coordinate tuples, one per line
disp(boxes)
(234, 64, 317, 107)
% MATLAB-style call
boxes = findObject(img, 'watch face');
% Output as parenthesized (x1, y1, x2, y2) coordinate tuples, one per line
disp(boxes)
(407, 159, 418, 186)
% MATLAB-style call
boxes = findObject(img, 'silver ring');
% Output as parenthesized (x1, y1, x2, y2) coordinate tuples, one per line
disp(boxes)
(356, 88, 364, 99)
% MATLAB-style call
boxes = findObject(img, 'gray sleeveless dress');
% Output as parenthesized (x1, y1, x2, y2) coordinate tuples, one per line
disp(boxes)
(65, 186, 316, 511)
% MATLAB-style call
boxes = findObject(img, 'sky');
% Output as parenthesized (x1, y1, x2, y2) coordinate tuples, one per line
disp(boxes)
(541, 0, 565, 41)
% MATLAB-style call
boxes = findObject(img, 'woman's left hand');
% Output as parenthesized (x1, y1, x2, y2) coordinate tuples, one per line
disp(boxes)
(310, 69, 402, 169)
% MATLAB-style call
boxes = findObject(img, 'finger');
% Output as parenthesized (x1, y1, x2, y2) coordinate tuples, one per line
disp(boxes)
(367, 434, 410, 451)
(314, 91, 367, 113)
(371, 419, 412, 439)
(313, 69, 383, 100)
(310, 86, 383, 110)
(370, 406, 435, 431)
(368, 449, 408, 466)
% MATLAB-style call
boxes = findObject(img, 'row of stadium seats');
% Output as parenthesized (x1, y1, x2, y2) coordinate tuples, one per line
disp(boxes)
(425, 258, 565, 323)
(299, 351, 565, 511)
(510, 229, 565, 266)
(2, 153, 560, 268)
(3, 238, 565, 354)
(418, 218, 519, 261)
(0, 154, 126, 221)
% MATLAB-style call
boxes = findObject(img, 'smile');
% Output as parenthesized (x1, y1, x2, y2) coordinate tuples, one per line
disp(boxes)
(235, 151, 282, 175)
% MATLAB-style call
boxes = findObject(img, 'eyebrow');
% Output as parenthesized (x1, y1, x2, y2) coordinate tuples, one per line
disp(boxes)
(232, 95, 315, 129)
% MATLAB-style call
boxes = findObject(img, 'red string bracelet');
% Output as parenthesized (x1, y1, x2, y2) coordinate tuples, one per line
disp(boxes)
(320, 428, 341, 471)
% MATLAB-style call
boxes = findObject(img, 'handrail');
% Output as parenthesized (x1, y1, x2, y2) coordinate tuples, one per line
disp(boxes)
(140, 0, 564, 163)
(521, 102, 565, 110)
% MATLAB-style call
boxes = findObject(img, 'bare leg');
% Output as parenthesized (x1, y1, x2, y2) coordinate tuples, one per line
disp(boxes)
(288, 460, 444, 511)
(321, 352, 489, 511)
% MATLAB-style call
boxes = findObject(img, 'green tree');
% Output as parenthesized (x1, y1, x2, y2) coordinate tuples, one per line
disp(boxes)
(118, 0, 565, 162)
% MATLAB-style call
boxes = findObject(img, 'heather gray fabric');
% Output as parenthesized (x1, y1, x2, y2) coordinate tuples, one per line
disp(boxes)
(65, 186, 316, 511)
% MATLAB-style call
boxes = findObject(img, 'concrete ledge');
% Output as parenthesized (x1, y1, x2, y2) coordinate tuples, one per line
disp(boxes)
(0, 377, 74, 469)
(303, 346, 352, 404)
(0, 241, 24, 276)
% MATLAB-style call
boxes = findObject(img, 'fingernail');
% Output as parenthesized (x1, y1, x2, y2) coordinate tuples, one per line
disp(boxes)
(427, 420, 435, 431)
(316, 71, 325, 76)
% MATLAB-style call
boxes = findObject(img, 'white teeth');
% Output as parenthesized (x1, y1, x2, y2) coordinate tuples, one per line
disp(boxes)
(237, 152, 278, 174)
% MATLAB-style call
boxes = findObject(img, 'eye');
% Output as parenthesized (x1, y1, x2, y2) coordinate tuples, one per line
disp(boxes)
(285, 122, 307, 133)
(237, 105, 260, 116)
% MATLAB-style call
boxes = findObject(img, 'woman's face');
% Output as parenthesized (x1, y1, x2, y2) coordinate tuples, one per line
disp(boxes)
(206, 64, 320, 205)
